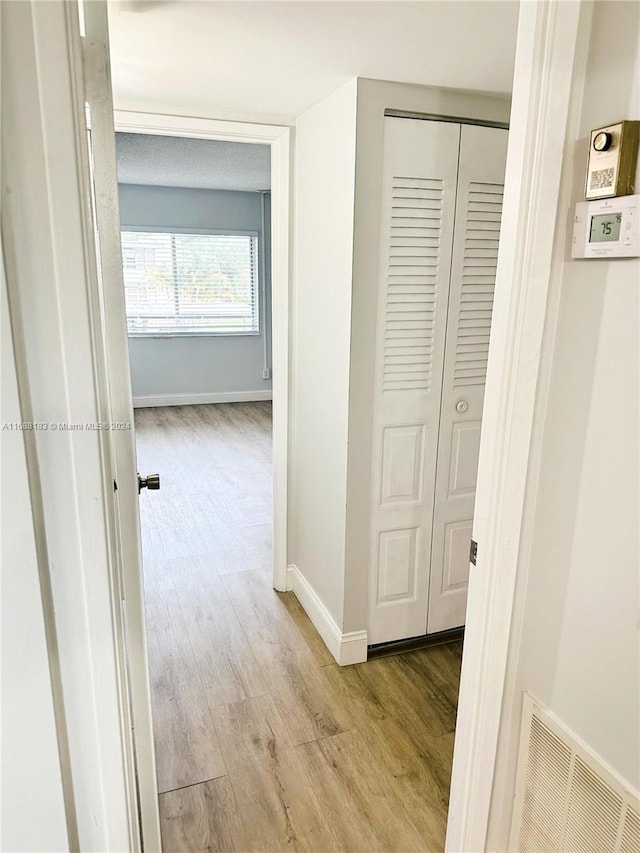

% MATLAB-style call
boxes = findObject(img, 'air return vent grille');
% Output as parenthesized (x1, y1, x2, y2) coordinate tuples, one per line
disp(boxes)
(383, 177, 443, 392)
(621, 806, 640, 852)
(512, 696, 640, 853)
(453, 181, 504, 388)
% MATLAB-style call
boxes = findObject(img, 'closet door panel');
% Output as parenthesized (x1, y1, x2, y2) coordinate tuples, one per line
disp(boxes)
(368, 117, 460, 645)
(427, 124, 508, 634)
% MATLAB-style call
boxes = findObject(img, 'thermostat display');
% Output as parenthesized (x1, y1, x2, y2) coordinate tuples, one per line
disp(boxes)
(572, 194, 639, 259)
(589, 212, 621, 243)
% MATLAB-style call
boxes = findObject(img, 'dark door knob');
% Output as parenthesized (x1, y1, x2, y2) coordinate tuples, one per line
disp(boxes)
(138, 473, 160, 493)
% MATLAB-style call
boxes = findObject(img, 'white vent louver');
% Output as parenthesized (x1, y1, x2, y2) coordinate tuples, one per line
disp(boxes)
(383, 176, 443, 392)
(453, 181, 504, 389)
(512, 695, 640, 853)
(621, 807, 640, 852)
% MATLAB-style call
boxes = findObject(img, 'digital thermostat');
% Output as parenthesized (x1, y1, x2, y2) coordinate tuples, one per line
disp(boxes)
(585, 120, 639, 200)
(572, 194, 639, 259)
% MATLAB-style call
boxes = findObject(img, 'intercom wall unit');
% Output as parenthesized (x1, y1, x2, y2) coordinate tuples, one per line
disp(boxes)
(572, 194, 639, 259)
(585, 120, 639, 200)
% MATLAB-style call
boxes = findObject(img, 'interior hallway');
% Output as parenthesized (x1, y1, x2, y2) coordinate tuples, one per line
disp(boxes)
(135, 402, 462, 852)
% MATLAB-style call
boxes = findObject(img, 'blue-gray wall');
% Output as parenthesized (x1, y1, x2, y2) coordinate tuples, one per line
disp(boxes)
(118, 184, 272, 402)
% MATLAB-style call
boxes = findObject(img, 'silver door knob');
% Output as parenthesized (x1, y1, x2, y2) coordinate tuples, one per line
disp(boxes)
(456, 400, 469, 414)
(138, 473, 160, 493)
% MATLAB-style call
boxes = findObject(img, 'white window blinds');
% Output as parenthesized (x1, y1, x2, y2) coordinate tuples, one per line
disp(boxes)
(121, 230, 259, 336)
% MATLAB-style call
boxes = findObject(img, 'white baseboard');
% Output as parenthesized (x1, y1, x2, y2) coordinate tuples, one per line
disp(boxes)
(286, 565, 368, 666)
(132, 390, 273, 408)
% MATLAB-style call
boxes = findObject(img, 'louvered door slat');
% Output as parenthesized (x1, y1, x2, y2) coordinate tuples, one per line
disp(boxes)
(467, 221, 501, 232)
(382, 176, 444, 391)
(452, 180, 504, 388)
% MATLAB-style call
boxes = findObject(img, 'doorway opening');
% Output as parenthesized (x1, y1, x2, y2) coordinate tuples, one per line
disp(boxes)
(109, 113, 290, 846)
(114, 111, 290, 594)
(114, 127, 277, 794)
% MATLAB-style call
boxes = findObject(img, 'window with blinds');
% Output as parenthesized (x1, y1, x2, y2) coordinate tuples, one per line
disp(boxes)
(121, 230, 259, 336)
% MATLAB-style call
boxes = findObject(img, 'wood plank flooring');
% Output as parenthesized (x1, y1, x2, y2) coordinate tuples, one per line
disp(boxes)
(135, 402, 462, 852)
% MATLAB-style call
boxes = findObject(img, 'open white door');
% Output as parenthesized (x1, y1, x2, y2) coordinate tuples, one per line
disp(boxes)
(78, 2, 161, 849)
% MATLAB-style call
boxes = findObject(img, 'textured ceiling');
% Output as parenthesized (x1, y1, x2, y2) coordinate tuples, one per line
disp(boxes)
(108, 1, 518, 124)
(115, 132, 271, 191)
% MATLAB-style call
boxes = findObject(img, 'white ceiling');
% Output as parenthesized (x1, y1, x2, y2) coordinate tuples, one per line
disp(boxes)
(108, 1, 519, 124)
(116, 132, 271, 191)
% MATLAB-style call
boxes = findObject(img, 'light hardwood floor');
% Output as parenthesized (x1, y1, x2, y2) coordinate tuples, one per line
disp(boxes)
(135, 402, 462, 853)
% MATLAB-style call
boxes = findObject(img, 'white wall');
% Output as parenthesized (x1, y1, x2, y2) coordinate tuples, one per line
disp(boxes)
(488, 3, 640, 846)
(119, 184, 272, 403)
(291, 79, 358, 628)
(1, 259, 69, 851)
(344, 79, 511, 633)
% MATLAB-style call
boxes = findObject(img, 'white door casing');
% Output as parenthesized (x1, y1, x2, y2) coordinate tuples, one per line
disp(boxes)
(368, 117, 460, 645)
(427, 124, 508, 634)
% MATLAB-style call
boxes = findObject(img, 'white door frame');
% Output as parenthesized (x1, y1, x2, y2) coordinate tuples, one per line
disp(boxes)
(113, 110, 291, 594)
(445, 2, 592, 850)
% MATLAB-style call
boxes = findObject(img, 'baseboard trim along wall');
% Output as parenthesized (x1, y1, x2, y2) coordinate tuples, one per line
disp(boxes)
(286, 565, 368, 666)
(132, 390, 273, 408)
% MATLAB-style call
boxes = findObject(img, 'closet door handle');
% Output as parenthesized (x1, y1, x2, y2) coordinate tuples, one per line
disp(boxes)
(456, 400, 469, 414)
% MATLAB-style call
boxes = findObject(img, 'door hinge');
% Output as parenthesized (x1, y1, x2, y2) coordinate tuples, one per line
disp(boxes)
(81, 36, 109, 105)
(470, 538, 478, 566)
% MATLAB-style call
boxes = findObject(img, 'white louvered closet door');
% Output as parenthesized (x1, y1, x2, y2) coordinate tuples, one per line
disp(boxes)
(426, 124, 508, 634)
(368, 117, 460, 645)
